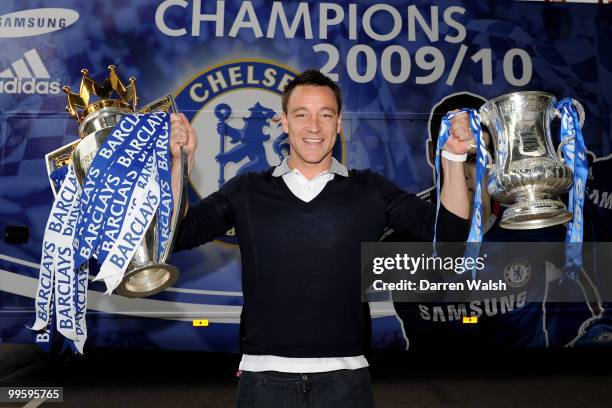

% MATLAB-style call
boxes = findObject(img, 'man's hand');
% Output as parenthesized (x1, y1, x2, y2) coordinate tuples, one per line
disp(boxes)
(170, 112, 197, 176)
(444, 110, 475, 155)
(170, 112, 197, 219)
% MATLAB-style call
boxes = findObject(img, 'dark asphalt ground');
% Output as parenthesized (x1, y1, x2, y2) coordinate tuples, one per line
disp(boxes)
(1, 344, 612, 408)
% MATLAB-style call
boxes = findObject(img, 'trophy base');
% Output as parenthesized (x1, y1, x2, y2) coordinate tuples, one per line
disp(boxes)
(114, 263, 180, 298)
(500, 198, 572, 230)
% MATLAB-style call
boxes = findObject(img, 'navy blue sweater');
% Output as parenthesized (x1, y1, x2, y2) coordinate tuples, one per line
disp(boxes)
(174, 168, 469, 357)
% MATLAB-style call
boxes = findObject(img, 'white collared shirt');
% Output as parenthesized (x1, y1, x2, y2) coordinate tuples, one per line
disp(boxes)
(280, 165, 334, 202)
(239, 157, 369, 373)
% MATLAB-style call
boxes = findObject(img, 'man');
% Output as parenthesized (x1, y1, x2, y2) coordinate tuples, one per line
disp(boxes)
(168, 70, 474, 407)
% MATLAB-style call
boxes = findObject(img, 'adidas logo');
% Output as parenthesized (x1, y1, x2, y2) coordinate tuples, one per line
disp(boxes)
(0, 49, 60, 94)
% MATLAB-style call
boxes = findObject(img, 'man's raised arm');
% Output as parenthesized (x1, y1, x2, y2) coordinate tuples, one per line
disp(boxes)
(167, 113, 239, 252)
(440, 111, 473, 220)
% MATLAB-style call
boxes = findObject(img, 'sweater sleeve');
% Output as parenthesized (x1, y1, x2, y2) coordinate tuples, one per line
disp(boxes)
(372, 171, 469, 242)
(172, 175, 240, 252)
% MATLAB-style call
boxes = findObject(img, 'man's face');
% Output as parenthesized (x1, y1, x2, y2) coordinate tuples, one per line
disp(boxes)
(281, 85, 341, 167)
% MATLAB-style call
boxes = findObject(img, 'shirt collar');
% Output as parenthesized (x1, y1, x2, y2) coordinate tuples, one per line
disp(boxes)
(272, 156, 349, 178)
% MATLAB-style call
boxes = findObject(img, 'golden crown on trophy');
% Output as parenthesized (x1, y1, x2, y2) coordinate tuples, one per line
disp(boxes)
(62, 65, 138, 125)
(50, 65, 176, 181)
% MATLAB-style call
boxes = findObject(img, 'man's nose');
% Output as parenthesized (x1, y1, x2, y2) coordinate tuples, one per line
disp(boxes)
(308, 116, 321, 133)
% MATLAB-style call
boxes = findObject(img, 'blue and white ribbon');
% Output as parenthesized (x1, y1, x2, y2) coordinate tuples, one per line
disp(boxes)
(434, 109, 487, 277)
(556, 99, 587, 278)
(32, 291, 55, 353)
(72, 115, 145, 271)
(70, 262, 89, 354)
(95, 161, 161, 293)
(90, 113, 170, 292)
(93, 113, 166, 264)
(31, 112, 174, 354)
(153, 119, 173, 259)
(71, 112, 171, 292)
(52, 173, 81, 341)
(30, 166, 80, 332)
(30, 165, 83, 351)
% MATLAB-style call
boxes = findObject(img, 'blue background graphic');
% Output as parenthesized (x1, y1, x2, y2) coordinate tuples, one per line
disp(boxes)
(1, 0, 611, 352)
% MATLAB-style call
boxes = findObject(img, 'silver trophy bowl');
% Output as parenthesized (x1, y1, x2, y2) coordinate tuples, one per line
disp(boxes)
(480, 91, 585, 230)
(70, 96, 186, 298)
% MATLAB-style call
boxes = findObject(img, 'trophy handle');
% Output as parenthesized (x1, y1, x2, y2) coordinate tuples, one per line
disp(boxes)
(484, 147, 493, 170)
(476, 110, 497, 172)
(161, 145, 187, 263)
(134, 93, 186, 263)
(552, 98, 585, 163)
(557, 136, 576, 164)
(44, 139, 80, 198)
(466, 142, 493, 170)
(158, 97, 188, 264)
(572, 99, 585, 128)
(138, 94, 177, 114)
(552, 99, 585, 128)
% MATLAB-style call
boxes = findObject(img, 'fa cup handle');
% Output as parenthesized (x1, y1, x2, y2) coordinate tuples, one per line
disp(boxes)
(477, 112, 495, 171)
(556, 137, 574, 164)
(552, 99, 585, 128)
(552, 99, 585, 163)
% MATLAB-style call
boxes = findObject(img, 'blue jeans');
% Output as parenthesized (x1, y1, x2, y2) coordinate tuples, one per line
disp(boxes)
(235, 368, 375, 408)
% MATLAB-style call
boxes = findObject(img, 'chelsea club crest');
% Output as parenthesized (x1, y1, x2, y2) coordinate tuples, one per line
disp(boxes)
(174, 60, 345, 244)
(503, 258, 532, 288)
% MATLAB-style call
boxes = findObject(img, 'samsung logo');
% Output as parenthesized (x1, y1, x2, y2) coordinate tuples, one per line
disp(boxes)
(0, 8, 79, 38)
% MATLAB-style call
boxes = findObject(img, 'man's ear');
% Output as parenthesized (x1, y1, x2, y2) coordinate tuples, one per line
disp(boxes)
(336, 113, 342, 134)
(281, 112, 289, 133)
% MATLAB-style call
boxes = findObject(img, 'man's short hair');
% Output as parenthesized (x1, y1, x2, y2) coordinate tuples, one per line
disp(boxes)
(282, 69, 342, 114)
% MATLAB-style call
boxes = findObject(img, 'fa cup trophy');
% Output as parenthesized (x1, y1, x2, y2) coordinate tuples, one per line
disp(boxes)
(44, 65, 186, 298)
(479, 91, 585, 229)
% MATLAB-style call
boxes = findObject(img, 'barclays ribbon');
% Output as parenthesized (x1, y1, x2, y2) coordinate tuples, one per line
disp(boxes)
(95, 160, 161, 293)
(51, 174, 81, 342)
(434, 109, 487, 277)
(73, 114, 148, 270)
(30, 165, 83, 352)
(32, 112, 174, 354)
(30, 166, 80, 332)
(92, 113, 167, 264)
(71, 112, 171, 293)
(34, 295, 55, 353)
(89, 113, 171, 292)
(70, 262, 89, 354)
(153, 118, 173, 259)
(556, 99, 588, 278)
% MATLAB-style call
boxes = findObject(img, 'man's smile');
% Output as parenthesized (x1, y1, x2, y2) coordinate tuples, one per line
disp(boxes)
(304, 138, 324, 145)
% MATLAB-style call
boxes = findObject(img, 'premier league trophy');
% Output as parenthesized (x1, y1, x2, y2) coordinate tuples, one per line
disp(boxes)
(479, 91, 585, 229)
(45, 65, 186, 298)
